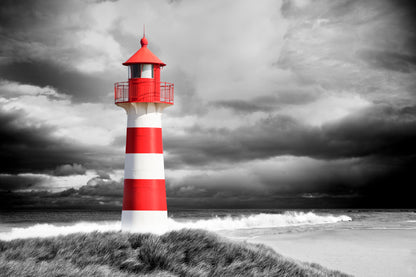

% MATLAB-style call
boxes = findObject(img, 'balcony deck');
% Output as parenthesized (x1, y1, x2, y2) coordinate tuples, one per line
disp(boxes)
(114, 81, 174, 104)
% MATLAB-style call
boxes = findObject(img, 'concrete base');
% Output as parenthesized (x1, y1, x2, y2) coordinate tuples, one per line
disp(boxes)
(121, 210, 168, 233)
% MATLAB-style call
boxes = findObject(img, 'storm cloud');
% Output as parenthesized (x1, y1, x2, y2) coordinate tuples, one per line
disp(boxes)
(165, 104, 416, 165)
(0, 175, 123, 211)
(1, 0, 416, 209)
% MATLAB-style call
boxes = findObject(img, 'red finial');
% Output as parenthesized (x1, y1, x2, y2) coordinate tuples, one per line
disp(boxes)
(140, 24, 148, 47)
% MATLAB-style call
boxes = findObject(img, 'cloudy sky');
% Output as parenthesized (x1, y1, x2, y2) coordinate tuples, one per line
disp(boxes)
(1, 0, 415, 210)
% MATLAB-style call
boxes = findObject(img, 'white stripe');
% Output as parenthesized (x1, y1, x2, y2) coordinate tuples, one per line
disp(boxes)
(121, 210, 168, 233)
(124, 153, 165, 179)
(127, 112, 162, 128)
(124, 102, 163, 128)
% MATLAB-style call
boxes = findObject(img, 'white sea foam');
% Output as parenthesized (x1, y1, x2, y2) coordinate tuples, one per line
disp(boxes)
(168, 212, 352, 231)
(0, 212, 351, 241)
(0, 221, 121, 241)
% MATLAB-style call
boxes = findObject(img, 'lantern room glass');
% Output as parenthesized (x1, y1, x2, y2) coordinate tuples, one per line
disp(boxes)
(129, 64, 153, 79)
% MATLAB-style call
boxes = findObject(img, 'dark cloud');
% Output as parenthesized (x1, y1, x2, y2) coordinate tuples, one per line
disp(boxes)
(0, 61, 115, 103)
(165, 154, 415, 209)
(278, 0, 416, 106)
(166, 104, 416, 167)
(357, 49, 416, 73)
(162, 100, 415, 208)
(53, 164, 86, 176)
(163, 103, 416, 208)
(166, 195, 363, 209)
(0, 176, 123, 211)
(1, 0, 416, 209)
(0, 174, 40, 192)
(80, 177, 123, 197)
(165, 68, 208, 116)
(0, 1, 86, 66)
(0, 0, 123, 103)
(323, 105, 416, 157)
(281, 0, 416, 25)
(213, 100, 269, 113)
(95, 170, 111, 180)
(90, 0, 120, 3)
(0, 108, 79, 173)
(212, 89, 321, 113)
(0, 108, 122, 174)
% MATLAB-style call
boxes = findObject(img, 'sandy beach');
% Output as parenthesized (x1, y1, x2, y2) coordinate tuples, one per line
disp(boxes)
(245, 229, 416, 277)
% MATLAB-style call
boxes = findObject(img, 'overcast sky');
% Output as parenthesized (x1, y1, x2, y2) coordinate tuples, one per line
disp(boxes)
(1, 0, 415, 210)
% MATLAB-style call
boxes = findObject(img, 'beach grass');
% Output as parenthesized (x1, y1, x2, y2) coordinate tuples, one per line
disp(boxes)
(0, 229, 350, 277)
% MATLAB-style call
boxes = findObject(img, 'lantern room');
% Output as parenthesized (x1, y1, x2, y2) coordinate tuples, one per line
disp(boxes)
(114, 35, 174, 104)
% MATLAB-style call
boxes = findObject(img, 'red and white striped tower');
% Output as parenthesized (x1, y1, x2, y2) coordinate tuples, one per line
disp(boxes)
(114, 33, 174, 232)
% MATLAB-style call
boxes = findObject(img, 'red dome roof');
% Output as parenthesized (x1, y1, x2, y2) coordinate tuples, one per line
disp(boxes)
(123, 35, 166, 66)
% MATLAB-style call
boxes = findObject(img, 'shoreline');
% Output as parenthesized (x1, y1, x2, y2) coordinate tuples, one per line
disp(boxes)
(242, 228, 416, 277)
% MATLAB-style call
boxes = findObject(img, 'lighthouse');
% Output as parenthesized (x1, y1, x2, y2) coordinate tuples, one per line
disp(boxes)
(114, 33, 173, 232)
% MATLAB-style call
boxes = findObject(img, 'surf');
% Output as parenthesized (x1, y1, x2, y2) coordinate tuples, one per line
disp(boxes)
(0, 211, 351, 241)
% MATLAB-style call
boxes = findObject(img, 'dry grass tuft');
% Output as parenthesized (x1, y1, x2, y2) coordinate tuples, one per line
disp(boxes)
(0, 229, 351, 277)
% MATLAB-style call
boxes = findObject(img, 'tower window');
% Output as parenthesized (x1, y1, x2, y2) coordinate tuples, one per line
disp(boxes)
(130, 64, 140, 78)
(140, 64, 153, 78)
(129, 64, 153, 79)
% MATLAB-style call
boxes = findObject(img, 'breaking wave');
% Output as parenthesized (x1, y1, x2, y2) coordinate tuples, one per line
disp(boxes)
(0, 221, 120, 241)
(0, 211, 351, 241)
(168, 211, 351, 231)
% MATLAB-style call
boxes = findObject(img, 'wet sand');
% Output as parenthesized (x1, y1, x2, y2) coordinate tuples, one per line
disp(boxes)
(245, 229, 416, 277)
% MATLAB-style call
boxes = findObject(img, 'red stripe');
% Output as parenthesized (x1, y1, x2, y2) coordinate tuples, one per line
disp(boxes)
(126, 128, 163, 153)
(122, 179, 167, 210)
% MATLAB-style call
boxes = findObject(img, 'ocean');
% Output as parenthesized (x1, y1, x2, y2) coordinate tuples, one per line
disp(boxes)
(1, 209, 416, 276)
(1, 209, 415, 238)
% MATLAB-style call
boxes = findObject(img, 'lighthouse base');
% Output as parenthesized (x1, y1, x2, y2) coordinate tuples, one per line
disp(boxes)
(121, 210, 168, 233)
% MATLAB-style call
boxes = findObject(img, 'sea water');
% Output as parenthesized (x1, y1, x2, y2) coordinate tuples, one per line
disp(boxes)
(1, 209, 415, 241)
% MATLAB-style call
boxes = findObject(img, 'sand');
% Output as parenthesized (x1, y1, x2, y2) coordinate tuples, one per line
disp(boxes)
(244, 229, 416, 277)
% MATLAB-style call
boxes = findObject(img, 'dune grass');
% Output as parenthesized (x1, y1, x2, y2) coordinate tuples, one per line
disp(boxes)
(0, 229, 350, 277)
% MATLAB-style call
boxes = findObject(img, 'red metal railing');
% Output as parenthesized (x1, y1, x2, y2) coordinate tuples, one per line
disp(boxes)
(114, 82, 129, 103)
(114, 81, 174, 104)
